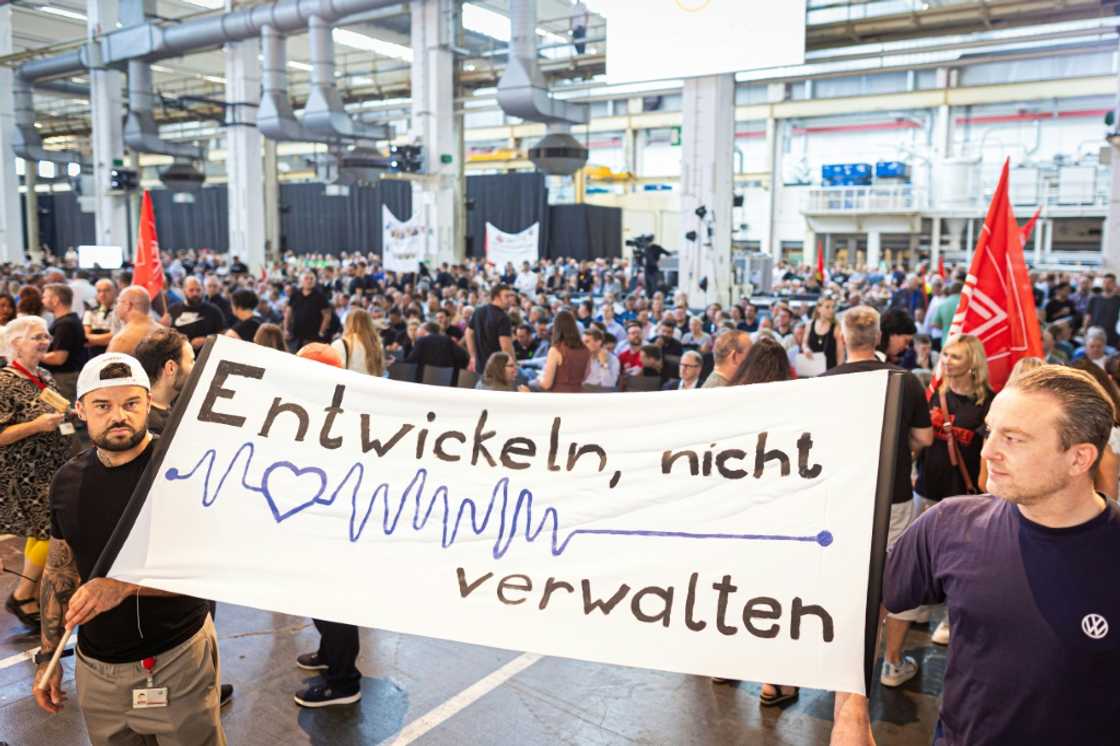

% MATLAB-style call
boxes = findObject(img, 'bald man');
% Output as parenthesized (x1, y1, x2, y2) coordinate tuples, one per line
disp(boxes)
(170, 276, 225, 350)
(107, 286, 161, 354)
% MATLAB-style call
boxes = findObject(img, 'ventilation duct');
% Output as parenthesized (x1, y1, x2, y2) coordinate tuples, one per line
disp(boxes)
(125, 61, 207, 160)
(11, 75, 84, 165)
(496, 1, 588, 175)
(259, 25, 335, 142)
(497, 2, 588, 127)
(302, 15, 390, 141)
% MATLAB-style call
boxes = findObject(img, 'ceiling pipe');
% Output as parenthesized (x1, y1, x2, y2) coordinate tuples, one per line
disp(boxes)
(258, 24, 337, 142)
(497, 0, 587, 126)
(125, 60, 207, 159)
(16, 0, 402, 83)
(302, 15, 390, 140)
(34, 81, 90, 98)
(11, 75, 84, 164)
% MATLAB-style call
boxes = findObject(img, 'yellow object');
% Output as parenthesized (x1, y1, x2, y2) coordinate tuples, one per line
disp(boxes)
(25, 537, 48, 567)
(466, 149, 522, 163)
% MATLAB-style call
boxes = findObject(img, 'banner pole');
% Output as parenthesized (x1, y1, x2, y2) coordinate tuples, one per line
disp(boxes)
(862, 371, 903, 695)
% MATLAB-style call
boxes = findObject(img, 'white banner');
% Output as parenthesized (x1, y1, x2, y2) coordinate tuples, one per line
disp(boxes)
(485, 222, 540, 267)
(109, 336, 893, 694)
(382, 205, 424, 273)
(604, 0, 806, 85)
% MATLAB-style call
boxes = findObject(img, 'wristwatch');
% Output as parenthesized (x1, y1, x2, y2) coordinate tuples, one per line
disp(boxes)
(32, 648, 73, 665)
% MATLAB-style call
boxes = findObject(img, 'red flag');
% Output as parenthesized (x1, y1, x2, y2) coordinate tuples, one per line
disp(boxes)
(937, 255, 946, 279)
(928, 159, 1043, 395)
(816, 241, 825, 284)
(132, 191, 164, 299)
(1019, 206, 1042, 246)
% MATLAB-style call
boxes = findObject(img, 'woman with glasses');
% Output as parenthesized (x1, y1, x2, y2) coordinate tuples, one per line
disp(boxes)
(477, 352, 529, 392)
(0, 317, 73, 628)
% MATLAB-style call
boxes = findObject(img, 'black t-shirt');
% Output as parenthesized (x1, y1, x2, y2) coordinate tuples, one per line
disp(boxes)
(231, 316, 262, 342)
(821, 360, 932, 504)
(49, 440, 208, 663)
(1045, 298, 1076, 324)
(916, 389, 991, 501)
(1088, 294, 1120, 346)
(470, 303, 512, 365)
(45, 312, 86, 373)
(170, 300, 225, 342)
(205, 294, 235, 329)
(147, 405, 170, 435)
(886, 496, 1120, 745)
(288, 289, 330, 341)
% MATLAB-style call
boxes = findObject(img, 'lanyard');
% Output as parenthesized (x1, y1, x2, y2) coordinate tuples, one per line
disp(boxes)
(9, 360, 47, 391)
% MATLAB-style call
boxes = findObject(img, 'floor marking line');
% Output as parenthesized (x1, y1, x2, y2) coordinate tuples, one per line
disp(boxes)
(384, 652, 542, 745)
(0, 638, 76, 671)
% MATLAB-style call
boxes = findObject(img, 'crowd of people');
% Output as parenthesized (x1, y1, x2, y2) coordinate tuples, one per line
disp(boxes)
(0, 246, 1117, 745)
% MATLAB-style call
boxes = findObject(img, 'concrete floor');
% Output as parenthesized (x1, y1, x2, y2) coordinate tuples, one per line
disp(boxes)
(0, 536, 941, 745)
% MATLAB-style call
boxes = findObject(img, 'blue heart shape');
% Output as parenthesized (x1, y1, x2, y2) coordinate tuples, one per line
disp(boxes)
(261, 461, 329, 523)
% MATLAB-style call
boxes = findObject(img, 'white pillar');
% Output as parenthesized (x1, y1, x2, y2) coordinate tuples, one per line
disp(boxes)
(867, 230, 882, 269)
(263, 138, 280, 261)
(411, 0, 464, 264)
(1107, 158, 1120, 269)
(1043, 217, 1055, 260)
(24, 163, 39, 258)
(0, 5, 25, 263)
(224, 4, 265, 271)
(88, 0, 129, 251)
(680, 74, 734, 306)
(930, 217, 942, 268)
(803, 227, 816, 268)
(764, 116, 782, 262)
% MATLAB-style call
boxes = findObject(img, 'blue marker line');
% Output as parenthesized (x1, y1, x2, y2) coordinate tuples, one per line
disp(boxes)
(165, 443, 834, 558)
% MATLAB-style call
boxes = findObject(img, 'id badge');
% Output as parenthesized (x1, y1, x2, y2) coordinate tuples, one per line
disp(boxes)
(132, 687, 169, 709)
(58, 422, 75, 436)
(38, 388, 70, 414)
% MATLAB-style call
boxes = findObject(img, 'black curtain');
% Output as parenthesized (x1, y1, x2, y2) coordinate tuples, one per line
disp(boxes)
(546, 204, 622, 261)
(151, 186, 229, 253)
(36, 192, 95, 256)
(466, 173, 549, 259)
(279, 180, 411, 256)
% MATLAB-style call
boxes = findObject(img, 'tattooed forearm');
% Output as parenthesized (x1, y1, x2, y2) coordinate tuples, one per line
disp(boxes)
(39, 539, 79, 654)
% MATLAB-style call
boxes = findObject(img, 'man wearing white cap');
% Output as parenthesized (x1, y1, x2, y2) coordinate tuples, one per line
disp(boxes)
(33, 353, 225, 745)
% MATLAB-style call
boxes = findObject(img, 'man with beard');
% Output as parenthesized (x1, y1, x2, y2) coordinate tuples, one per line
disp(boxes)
(832, 365, 1120, 746)
(132, 328, 194, 435)
(169, 277, 225, 351)
(33, 354, 225, 744)
(284, 272, 332, 350)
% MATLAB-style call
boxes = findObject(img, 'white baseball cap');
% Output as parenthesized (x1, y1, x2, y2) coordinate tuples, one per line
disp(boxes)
(77, 353, 151, 400)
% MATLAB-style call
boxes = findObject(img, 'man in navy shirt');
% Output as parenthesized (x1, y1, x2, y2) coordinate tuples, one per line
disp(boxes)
(832, 365, 1120, 745)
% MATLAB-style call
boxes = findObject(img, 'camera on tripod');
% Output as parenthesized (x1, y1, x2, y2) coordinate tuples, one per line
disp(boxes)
(626, 233, 655, 264)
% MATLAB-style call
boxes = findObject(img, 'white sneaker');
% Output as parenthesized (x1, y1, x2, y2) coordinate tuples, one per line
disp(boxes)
(880, 656, 919, 687)
(931, 618, 950, 646)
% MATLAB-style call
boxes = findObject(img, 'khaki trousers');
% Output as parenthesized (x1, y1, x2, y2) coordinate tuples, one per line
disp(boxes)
(75, 615, 226, 746)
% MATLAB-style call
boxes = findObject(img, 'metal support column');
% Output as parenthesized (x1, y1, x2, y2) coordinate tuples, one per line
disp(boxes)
(88, 0, 129, 251)
(225, 1, 265, 270)
(681, 74, 734, 306)
(764, 116, 782, 262)
(930, 217, 942, 268)
(24, 163, 39, 259)
(411, 0, 463, 263)
(0, 5, 25, 263)
(263, 138, 280, 262)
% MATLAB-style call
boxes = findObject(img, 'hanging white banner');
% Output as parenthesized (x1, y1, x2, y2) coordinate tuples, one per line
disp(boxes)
(485, 222, 540, 267)
(382, 205, 424, 273)
(106, 336, 898, 695)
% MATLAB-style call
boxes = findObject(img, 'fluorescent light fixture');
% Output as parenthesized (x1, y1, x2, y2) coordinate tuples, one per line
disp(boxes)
(151, 64, 175, 73)
(332, 28, 413, 62)
(203, 75, 226, 84)
(180, 0, 224, 8)
(463, 3, 510, 42)
(288, 61, 313, 71)
(38, 5, 87, 21)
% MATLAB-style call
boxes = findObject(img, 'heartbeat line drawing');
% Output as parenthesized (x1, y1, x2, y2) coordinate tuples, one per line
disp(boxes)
(164, 442, 835, 559)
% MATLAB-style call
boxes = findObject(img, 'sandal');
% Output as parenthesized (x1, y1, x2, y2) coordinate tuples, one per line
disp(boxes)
(5, 593, 40, 627)
(759, 685, 799, 707)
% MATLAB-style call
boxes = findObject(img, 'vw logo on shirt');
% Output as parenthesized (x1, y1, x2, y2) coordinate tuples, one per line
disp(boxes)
(1082, 613, 1109, 640)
